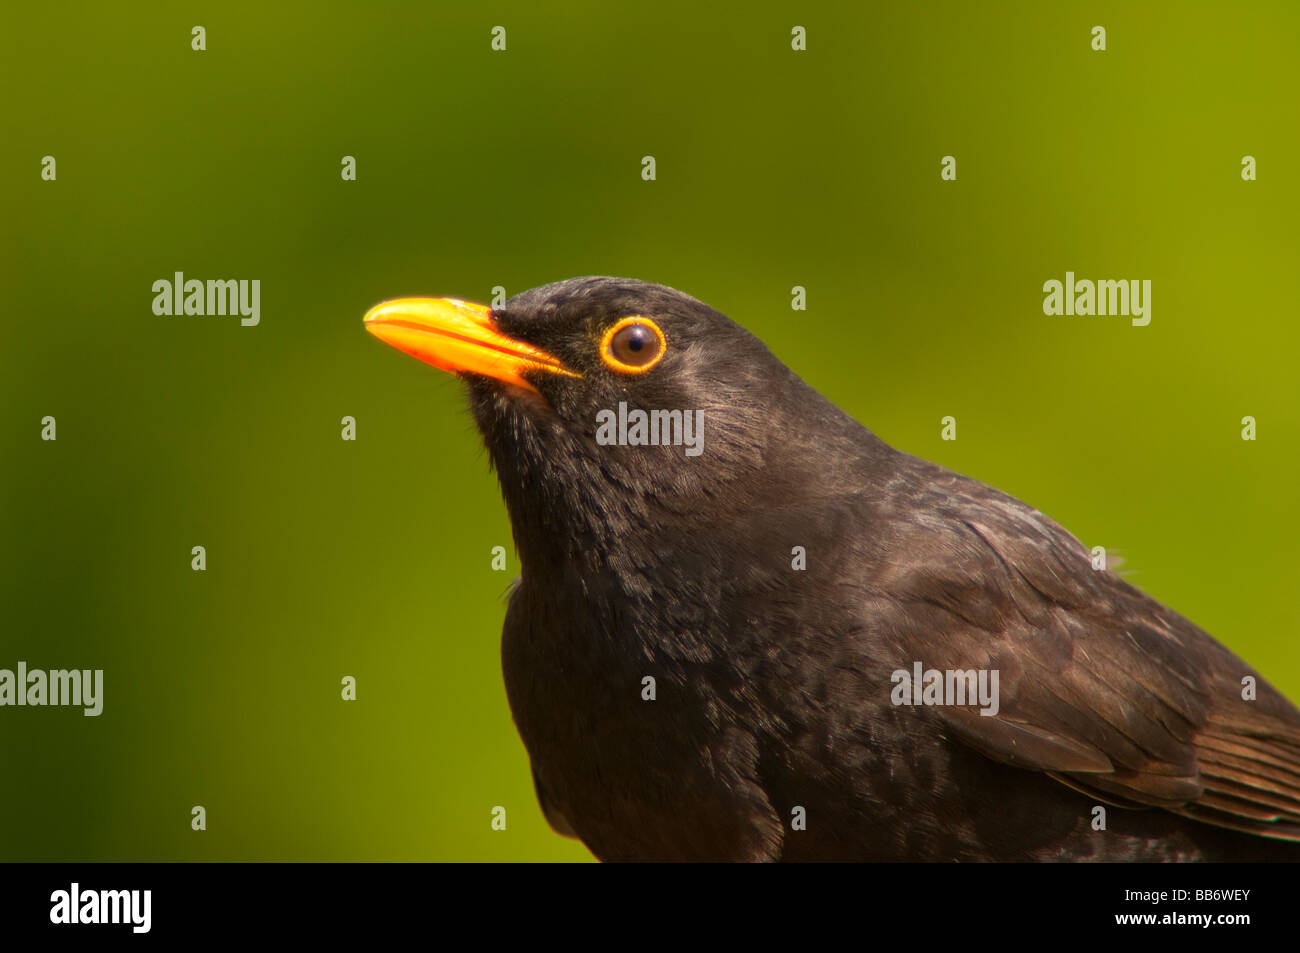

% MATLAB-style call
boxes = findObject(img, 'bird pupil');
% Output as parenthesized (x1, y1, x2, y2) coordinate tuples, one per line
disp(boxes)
(628, 334, 644, 351)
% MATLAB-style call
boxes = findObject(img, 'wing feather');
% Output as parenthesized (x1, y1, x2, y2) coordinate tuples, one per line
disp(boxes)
(877, 461, 1300, 843)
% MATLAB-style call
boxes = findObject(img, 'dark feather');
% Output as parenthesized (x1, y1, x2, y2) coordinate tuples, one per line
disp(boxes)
(446, 277, 1300, 861)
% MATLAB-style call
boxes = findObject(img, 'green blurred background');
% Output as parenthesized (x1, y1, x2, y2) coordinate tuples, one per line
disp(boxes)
(1, 1, 1297, 861)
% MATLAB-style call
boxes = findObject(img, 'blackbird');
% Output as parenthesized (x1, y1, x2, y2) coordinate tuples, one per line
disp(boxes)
(364, 277, 1300, 861)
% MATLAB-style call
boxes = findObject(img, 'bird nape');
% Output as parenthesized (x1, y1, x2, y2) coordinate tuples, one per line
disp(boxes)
(364, 277, 1300, 862)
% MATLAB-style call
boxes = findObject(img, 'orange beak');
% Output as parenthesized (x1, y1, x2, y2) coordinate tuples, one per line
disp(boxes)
(363, 297, 579, 394)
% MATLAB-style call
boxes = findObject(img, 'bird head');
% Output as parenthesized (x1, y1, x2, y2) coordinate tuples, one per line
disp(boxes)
(364, 276, 872, 567)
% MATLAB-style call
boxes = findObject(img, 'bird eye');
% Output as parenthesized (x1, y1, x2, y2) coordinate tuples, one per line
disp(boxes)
(601, 317, 666, 373)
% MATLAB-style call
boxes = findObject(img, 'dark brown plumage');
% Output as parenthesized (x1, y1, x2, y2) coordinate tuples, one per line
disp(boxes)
(366, 276, 1300, 861)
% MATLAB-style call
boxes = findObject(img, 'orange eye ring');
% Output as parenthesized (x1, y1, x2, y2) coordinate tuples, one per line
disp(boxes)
(600, 316, 667, 374)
